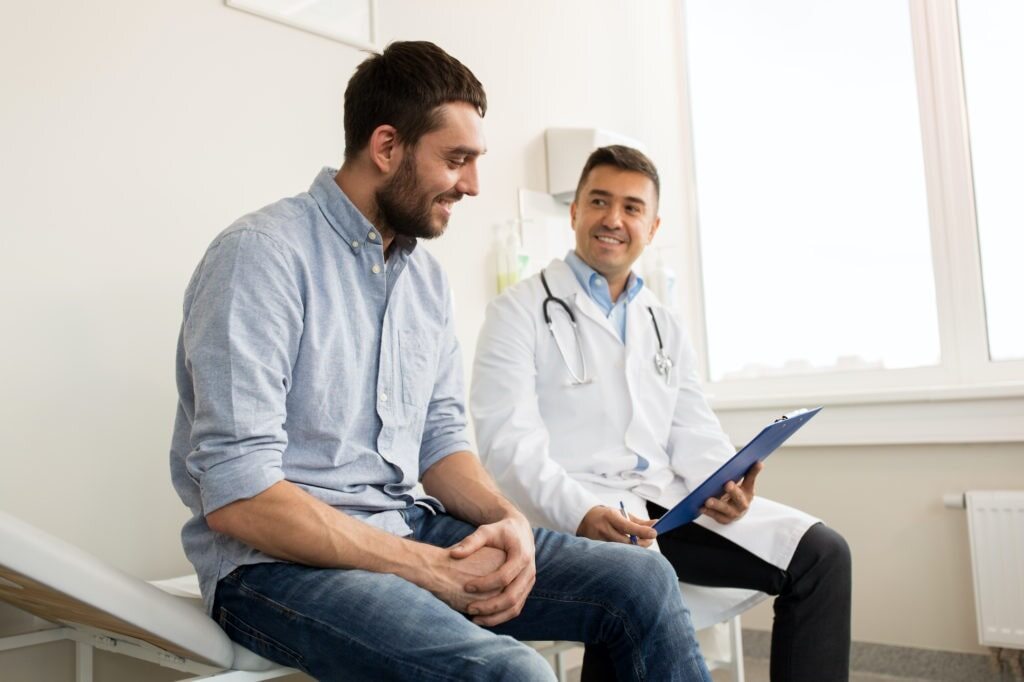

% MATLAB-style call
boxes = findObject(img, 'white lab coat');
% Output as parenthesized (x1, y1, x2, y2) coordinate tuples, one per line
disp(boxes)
(471, 258, 820, 624)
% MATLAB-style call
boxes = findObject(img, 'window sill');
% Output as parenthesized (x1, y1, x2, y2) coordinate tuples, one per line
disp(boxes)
(709, 382, 1024, 447)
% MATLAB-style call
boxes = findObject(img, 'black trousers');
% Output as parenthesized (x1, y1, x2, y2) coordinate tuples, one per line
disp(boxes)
(580, 502, 852, 682)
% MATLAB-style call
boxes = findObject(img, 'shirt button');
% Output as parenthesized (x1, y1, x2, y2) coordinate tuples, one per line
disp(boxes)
(372, 264, 381, 274)
(368, 231, 378, 241)
(380, 392, 388, 402)
(351, 240, 360, 248)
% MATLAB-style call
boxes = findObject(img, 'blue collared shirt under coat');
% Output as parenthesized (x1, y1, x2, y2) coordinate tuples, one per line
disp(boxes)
(169, 168, 471, 612)
(564, 250, 644, 342)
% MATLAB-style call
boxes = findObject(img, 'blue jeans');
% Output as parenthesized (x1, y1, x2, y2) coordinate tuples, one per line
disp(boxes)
(213, 505, 711, 681)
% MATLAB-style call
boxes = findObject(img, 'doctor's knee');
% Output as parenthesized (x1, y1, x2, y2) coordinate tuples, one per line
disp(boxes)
(794, 523, 852, 589)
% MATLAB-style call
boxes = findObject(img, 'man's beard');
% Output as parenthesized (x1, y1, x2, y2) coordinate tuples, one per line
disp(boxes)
(375, 153, 452, 241)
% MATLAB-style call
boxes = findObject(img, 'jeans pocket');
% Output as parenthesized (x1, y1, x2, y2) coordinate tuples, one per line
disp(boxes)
(217, 606, 306, 671)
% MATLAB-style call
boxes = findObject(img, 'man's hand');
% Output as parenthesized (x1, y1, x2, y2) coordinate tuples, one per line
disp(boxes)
(447, 513, 536, 627)
(700, 461, 764, 524)
(421, 545, 507, 614)
(576, 506, 657, 547)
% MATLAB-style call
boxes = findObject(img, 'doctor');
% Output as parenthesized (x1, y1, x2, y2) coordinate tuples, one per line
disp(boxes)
(471, 146, 851, 682)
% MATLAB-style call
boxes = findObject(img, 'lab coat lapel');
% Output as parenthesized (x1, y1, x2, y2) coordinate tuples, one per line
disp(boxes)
(625, 293, 653, 356)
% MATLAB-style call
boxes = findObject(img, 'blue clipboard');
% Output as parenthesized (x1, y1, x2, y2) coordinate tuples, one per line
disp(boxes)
(652, 407, 823, 534)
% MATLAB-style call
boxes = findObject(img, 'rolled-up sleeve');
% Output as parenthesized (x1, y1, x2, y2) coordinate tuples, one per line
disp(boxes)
(182, 229, 303, 515)
(418, 290, 472, 474)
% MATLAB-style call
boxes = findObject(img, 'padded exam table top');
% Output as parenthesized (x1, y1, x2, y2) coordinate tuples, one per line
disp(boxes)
(0, 509, 274, 671)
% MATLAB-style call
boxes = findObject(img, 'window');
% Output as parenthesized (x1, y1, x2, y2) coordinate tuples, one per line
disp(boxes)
(679, 0, 1024, 442)
(958, 0, 1024, 362)
(685, 0, 940, 383)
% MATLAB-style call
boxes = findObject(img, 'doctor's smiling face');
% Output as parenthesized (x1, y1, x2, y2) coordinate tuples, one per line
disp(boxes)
(571, 160, 661, 297)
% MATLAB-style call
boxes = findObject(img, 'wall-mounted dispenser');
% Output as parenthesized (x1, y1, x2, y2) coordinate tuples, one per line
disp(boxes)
(544, 128, 647, 204)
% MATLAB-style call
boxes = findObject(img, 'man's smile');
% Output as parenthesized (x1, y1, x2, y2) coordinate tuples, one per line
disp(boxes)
(435, 193, 463, 219)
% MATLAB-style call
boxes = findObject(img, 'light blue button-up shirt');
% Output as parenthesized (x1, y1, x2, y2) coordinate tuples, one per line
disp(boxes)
(170, 168, 471, 612)
(564, 250, 644, 342)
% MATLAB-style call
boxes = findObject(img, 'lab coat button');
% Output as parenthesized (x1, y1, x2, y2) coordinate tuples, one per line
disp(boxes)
(380, 392, 388, 402)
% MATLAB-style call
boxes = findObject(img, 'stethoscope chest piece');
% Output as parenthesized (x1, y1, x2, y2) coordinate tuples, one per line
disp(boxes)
(654, 347, 674, 384)
(647, 306, 673, 384)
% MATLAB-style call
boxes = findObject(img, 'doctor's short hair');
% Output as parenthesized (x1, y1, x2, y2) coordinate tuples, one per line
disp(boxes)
(343, 41, 487, 160)
(574, 145, 661, 204)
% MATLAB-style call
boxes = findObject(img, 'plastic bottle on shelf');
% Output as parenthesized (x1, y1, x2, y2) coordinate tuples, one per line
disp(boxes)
(648, 250, 678, 308)
(495, 221, 530, 294)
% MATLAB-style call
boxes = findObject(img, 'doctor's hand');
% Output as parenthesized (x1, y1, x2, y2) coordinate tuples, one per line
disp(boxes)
(700, 461, 764, 525)
(576, 506, 657, 547)
(448, 513, 536, 627)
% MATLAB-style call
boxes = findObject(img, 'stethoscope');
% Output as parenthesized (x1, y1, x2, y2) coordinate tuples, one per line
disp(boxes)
(540, 269, 674, 386)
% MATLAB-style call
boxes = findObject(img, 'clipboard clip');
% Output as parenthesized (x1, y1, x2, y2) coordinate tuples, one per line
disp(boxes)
(774, 408, 810, 423)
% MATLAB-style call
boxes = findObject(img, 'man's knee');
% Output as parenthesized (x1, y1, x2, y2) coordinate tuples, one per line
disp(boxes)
(602, 545, 683, 617)
(636, 546, 682, 595)
(481, 642, 556, 682)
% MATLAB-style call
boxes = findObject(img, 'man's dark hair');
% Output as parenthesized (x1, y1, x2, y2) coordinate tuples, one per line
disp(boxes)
(574, 145, 660, 204)
(343, 41, 487, 160)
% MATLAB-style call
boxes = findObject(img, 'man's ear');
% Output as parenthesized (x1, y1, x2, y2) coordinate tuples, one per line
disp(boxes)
(646, 216, 662, 245)
(569, 202, 578, 232)
(368, 124, 400, 173)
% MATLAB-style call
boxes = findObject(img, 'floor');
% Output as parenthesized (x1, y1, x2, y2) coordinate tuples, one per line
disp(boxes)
(564, 658, 936, 682)
(707, 658, 936, 682)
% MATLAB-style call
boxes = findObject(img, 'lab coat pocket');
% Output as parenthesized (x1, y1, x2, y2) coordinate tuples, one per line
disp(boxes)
(399, 329, 437, 407)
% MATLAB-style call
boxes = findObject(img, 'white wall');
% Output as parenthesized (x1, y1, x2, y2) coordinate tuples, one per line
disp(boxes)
(1, 2, 1016, 679)
(0, 1, 687, 678)
(1, 0, 360, 582)
(737, 441, 1024, 655)
(0, 0, 688, 567)
(391, 1, 691, 375)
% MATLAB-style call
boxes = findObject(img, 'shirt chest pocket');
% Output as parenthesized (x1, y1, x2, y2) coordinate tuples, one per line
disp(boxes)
(399, 329, 438, 407)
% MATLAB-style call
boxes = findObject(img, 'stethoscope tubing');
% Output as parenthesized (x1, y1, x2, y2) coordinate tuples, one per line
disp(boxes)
(540, 268, 668, 386)
(541, 270, 590, 385)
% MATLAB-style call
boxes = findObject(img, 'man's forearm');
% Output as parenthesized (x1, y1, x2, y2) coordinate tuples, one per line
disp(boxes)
(422, 451, 522, 526)
(206, 480, 437, 584)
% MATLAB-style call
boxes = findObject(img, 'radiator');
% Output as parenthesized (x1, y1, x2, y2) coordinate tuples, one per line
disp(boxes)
(965, 491, 1024, 650)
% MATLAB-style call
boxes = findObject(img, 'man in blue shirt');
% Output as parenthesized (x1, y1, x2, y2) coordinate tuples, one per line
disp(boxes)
(170, 42, 711, 681)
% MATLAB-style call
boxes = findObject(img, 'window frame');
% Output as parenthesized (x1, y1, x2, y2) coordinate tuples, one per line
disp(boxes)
(677, 0, 1024, 445)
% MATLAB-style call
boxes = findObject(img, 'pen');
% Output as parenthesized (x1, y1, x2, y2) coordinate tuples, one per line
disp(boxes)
(619, 500, 638, 545)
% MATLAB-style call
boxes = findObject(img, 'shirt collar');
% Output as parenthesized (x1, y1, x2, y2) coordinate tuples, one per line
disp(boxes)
(564, 250, 644, 308)
(308, 167, 418, 256)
